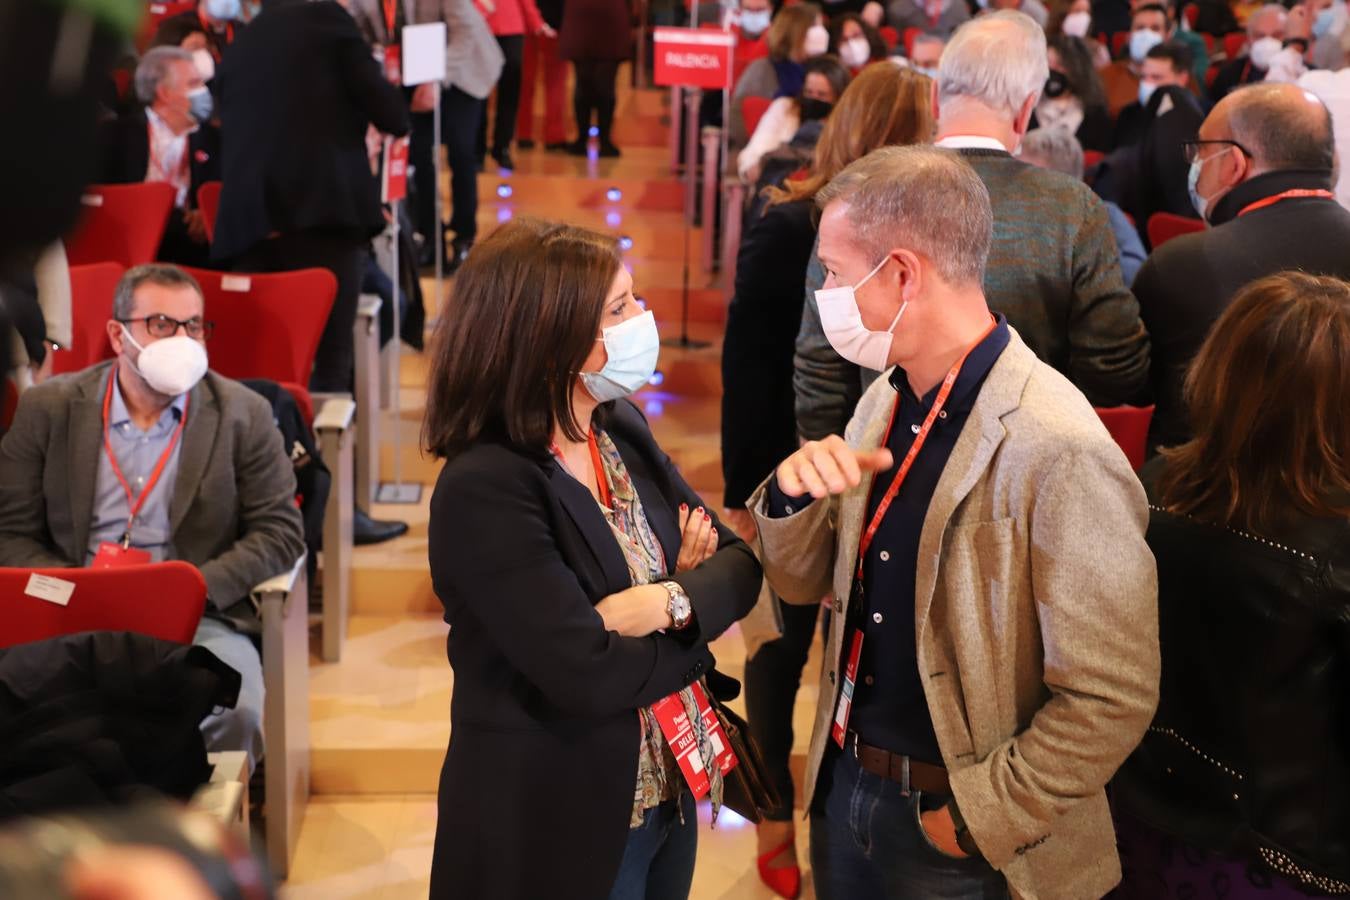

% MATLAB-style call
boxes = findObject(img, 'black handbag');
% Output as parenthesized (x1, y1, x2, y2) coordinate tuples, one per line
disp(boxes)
(708, 695, 781, 824)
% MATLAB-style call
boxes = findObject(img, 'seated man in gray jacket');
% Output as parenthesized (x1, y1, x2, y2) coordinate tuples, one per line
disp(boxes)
(0, 263, 306, 775)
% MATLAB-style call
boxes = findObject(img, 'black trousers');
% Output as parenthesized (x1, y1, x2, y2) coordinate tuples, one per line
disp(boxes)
(411, 85, 484, 246)
(744, 597, 825, 822)
(232, 229, 364, 393)
(572, 58, 621, 142)
(477, 34, 525, 157)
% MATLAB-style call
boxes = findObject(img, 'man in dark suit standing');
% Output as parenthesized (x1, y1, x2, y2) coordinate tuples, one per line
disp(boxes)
(211, 0, 409, 394)
(100, 47, 221, 268)
(1133, 82, 1350, 450)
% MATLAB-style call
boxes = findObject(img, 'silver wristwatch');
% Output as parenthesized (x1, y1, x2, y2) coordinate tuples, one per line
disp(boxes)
(660, 581, 693, 631)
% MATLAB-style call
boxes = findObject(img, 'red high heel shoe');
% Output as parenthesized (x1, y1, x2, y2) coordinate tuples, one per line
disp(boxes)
(756, 838, 801, 900)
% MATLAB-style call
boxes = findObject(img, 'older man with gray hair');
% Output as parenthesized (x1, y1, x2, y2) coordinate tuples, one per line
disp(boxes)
(751, 145, 1159, 899)
(1210, 3, 1291, 100)
(98, 46, 221, 267)
(794, 11, 1151, 444)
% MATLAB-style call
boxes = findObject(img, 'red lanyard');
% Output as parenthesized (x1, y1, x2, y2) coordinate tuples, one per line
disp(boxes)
(383, 0, 399, 40)
(146, 120, 189, 187)
(1238, 188, 1335, 217)
(855, 318, 997, 577)
(550, 430, 612, 508)
(102, 371, 191, 546)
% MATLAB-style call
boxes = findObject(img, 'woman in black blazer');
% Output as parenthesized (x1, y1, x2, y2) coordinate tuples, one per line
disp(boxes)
(423, 218, 761, 900)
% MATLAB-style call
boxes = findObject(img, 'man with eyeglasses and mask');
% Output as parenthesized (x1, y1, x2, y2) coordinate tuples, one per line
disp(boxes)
(1133, 82, 1350, 452)
(99, 47, 221, 268)
(0, 264, 306, 778)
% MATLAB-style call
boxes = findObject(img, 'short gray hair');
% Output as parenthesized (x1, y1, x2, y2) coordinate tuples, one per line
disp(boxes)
(816, 145, 992, 286)
(1021, 128, 1084, 180)
(938, 10, 1049, 119)
(113, 264, 204, 320)
(134, 46, 194, 105)
(1247, 3, 1287, 39)
(911, 33, 945, 54)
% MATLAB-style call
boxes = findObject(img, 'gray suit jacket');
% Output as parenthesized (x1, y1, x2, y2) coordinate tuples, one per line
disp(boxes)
(349, 0, 504, 99)
(751, 331, 1159, 900)
(0, 363, 305, 628)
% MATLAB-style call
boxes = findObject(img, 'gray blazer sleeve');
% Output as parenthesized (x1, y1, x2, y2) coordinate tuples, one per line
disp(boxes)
(197, 391, 305, 608)
(0, 392, 75, 568)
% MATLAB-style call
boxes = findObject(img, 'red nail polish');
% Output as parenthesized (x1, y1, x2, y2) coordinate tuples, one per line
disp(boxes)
(704, 513, 711, 521)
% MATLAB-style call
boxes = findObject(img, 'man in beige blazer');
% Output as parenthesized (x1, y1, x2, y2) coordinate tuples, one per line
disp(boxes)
(749, 146, 1159, 899)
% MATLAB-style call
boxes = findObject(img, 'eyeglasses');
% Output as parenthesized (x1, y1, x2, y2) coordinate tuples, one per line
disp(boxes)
(1181, 139, 1253, 165)
(118, 314, 215, 340)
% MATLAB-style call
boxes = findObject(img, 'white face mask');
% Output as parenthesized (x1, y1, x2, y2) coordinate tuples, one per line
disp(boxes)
(1249, 36, 1282, 70)
(840, 36, 871, 69)
(1062, 10, 1091, 37)
(804, 24, 830, 57)
(121, 327, 209, 397)
(192, 48, 216, 81)
(815, 256, 907, 372)
(579, 310, 660, 403)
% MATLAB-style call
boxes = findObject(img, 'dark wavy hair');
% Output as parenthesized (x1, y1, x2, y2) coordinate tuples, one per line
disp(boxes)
(1047, 33, 1107, 112)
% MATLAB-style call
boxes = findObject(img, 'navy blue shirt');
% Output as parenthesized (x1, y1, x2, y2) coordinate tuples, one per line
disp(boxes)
(770, 315, 1010, 763)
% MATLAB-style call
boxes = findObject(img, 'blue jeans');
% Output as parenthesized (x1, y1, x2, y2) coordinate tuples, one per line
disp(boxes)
(607, 791, 697, 900)
(193, 616, 265, 776)
(810, 747, 1009, 900)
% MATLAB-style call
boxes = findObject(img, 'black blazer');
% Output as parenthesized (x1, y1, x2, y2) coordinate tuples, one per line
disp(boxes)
(720, 198, 815, 508)
(211, 0, 409, 260)
(1132, 169, 1350, 450)
(98, 108, 221, 209)
(426, 401, 761, 900)
(1113, 466, 1350, 887)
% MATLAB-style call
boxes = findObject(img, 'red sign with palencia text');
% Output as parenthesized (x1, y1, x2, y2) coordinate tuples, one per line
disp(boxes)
(653, 27, 736, 90)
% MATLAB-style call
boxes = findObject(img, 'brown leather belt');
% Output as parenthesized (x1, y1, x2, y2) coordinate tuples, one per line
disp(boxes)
(849, 732, 951, 795)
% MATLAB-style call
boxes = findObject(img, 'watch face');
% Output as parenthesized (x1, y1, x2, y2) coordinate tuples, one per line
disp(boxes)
(671, 593, 692, 623)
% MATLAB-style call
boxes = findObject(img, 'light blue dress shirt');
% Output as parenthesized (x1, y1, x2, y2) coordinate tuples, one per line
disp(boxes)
(85, 370, 188, 563)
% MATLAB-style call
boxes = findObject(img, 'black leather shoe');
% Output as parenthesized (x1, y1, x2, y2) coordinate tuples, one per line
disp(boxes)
(597, 140, 621, 158)
(354, 508, 409, 545)
(491, 147, 515, 170)
(517, 139, 536, 149)
(564, 138, 590, 156)
(446, 239, 472, 274)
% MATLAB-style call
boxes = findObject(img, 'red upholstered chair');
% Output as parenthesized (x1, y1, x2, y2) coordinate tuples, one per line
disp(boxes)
(879, 25, 899, 49)
(137, 1, 197, 51)
(179, 267, 337, 385)
(903, 26, 921, 57)
(742, 95, 773, 137)
(52, 262, 124, 375)
(1183, 4, 1199, 26)
(197, 181, 222, 245)
(1147, 211, 1205, 248)
(0, 562, 207, 649)
(1223, 32, 1246, 59)
(1111, 31, 1130, 57)
(1200, 31, 1216, 52)
(1095, 405, 1155, 471)
(64, 183, 176, 268)
(1083, 149, 1105, 172)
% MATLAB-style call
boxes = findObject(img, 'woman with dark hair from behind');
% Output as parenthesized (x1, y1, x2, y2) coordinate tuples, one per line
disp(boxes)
(737, 55, 851, 186)
(1033, 33, 1114, 152)
(1113, 271, 1350, 899)
(718, 63, 935, 900)
(423, 219, 761, 899)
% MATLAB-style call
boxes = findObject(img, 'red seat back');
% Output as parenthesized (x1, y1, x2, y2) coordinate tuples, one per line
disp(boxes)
(65, 183, 176, 268)
(53, 263, 124, 376)
(1111, 31, 1130, 57)
(138, 1, 197, 51)
(879, 25, 899, 49)
(197, 181, 222, 245)
(1183, 4, 1199, 26)
(1223, 32, 1246, 59)
(1095, 405, 1155, 471)
(903, 26, 922, 57)
(1082, 149, 1105, 172)
(742, 96, 773, 136)
(0, 562, 207, 649)
(180, 267, 337, 385)
(1147, 211, 1205, 248)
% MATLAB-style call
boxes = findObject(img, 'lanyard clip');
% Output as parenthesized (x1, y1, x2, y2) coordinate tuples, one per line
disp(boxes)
(119, 532, 132, 550)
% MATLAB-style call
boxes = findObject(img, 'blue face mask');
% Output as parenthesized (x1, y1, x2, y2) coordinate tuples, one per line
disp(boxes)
(579, 310, 660, 403)
(1130, 28, 1164, 62)
(1314, 6, 1336, 37)
(204, 0, 242, 21)
(188, 86, 213, 123)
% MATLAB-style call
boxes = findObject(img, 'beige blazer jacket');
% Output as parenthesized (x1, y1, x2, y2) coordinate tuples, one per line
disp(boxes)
(749, 330, 1160, 900)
